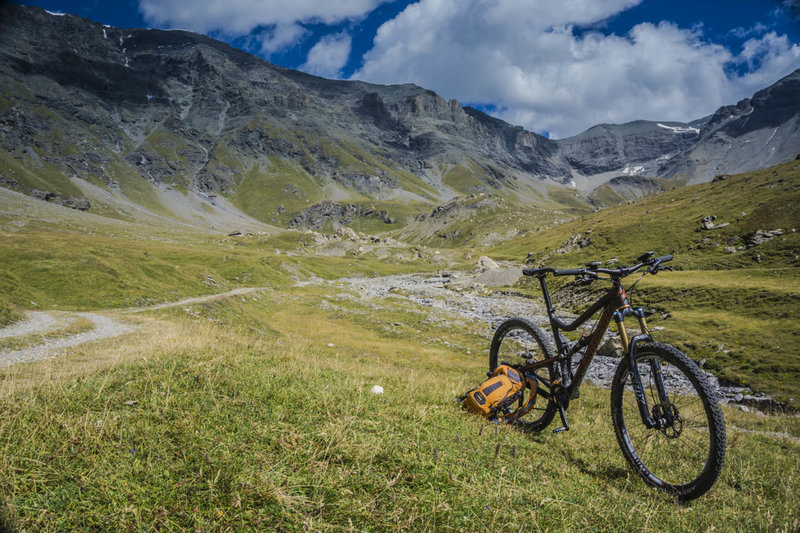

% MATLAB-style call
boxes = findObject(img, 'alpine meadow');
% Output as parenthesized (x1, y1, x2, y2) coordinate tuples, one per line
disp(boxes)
(0, 4, 799, 531)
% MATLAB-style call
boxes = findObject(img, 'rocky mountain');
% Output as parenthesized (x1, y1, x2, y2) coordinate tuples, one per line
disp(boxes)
(556, 119, 707, 187)
(659, 70, 800, 183)
(0, 4, 798, 231)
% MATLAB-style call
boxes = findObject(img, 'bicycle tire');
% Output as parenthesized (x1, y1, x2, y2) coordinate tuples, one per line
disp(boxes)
(489, 318, 558, 431)
(611, 342, 726, 501)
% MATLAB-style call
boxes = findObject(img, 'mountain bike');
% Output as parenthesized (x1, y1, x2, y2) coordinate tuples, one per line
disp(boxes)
(490, 252, 726, 501)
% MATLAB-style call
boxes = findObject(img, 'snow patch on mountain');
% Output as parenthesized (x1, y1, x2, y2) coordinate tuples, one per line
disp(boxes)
(657, 123, 700, 134)
(621, 165, 645, 175)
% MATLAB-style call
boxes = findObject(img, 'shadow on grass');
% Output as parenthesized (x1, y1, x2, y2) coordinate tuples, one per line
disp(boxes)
(514, 421, 630, 481)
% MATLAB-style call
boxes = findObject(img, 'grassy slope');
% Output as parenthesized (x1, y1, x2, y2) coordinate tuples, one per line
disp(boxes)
(393, 194, 579, 249)
(491, 161, 800, 401)
(0, 282, 797, 530)
(0, 294, 20, 327)
(0, 192, 440, 312)
(0, 226, 435, 311)
(230, 157, 324, 226)
(227, 124, 441, 229)
(493, 161, 800, 269)
(1, 161, 799, 529)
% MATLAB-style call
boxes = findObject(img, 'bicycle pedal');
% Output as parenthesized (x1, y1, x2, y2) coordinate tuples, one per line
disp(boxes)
(553, 426, 568, 434)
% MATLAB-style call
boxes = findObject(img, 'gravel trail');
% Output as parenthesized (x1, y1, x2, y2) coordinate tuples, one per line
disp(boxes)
(130, 287, 262, 312)
(0, 286, 265, 368)
(0, 311, 59, 339)
(0, 312, 135, 368)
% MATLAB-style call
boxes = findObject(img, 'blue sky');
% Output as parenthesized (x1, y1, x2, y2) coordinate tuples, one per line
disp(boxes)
(15, 0, 800, 138)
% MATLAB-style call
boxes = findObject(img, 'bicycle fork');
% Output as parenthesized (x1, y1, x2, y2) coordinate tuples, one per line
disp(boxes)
(616, 308, 673, 429)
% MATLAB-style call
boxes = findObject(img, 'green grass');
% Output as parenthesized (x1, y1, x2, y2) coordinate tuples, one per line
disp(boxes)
(634, 272, 800, 399)
(0, 294, 20, 327)
(230, 158, 323, 226)
(1, 157, 799, 529)
(393, 194, 571, 249)
(0, 212, 442, 311)
(0, 150, 85, 200)
(0, 284, 797, 530)
(588, 182, 629, 207)
(442, 161, 491, 194)
(107, 158, 176, 220)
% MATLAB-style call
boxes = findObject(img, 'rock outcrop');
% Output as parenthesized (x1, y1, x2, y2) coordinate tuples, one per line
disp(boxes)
(0, 4, 798, 227)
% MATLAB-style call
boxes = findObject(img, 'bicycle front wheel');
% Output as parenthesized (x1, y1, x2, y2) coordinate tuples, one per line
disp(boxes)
(611, 343, 726, 501)
(490, 318, 557, 431)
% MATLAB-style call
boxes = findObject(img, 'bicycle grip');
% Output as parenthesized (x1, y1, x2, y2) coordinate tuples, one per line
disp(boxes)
(654, 254, 673, 264)
(553, 268, 582, 277)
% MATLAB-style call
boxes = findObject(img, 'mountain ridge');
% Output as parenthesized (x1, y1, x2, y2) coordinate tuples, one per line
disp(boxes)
(0, 4, 798, 231)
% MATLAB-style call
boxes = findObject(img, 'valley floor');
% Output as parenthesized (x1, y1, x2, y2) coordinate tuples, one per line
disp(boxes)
(0, 269, 798, 530)
(1, 161, 799, 530)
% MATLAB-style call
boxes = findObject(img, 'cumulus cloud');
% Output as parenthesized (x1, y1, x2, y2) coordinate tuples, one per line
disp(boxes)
(139, 0, 384, 55)
(354, 0, 800, 138)
(301, 32, 353, 78)
(256, 23, 309, 55)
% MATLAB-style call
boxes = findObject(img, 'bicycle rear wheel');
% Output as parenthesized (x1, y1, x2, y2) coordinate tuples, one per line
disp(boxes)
(490, 318, 557, 431)
(611, 343, 726, 501)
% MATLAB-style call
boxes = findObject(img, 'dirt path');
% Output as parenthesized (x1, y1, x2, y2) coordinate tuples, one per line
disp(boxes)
(0, 312, 134, 368)
(130, 287, 262, 312)
(0, 286, 265, 368)
(0, 311, 60, 339)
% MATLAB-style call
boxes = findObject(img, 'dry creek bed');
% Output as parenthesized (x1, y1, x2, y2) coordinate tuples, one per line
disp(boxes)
(310, 271, 783, 415)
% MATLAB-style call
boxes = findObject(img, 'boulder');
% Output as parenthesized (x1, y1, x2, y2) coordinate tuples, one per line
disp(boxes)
(62, 198, 90, 211)
(477, 256, 499, 271)
(473, 268, 522, 287)
(700, 215, 717, 230)
(745, 229, 783, 248)
(0, 174, 19, 189)
(335, 227, 359, 241)
(597, 336, 624, 357)
(556, 232, 591, 253)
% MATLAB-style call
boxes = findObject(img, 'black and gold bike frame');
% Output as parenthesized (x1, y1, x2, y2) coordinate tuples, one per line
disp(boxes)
(524, 274, 669, 429)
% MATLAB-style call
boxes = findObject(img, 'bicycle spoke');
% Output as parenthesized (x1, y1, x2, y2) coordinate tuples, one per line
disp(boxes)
(617, 353, 714, 489)
(490, 319, 558, 431)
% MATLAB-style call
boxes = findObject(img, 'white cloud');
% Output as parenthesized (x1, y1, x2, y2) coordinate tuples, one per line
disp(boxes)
(257, 23, 308, 55)
(139, 0, 385, 54)
(730, 23, 769, 39)
(354, 0, 800, 138)
(301, 32, 353, 78)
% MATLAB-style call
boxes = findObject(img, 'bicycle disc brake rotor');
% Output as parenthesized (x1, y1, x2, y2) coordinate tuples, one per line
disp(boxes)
(652, 402, 683, 438)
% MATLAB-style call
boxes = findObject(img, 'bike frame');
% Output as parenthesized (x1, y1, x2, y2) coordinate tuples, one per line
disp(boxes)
(524, 274, 671, 429)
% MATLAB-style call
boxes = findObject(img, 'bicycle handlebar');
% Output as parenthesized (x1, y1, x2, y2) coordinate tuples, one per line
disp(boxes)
(553, 268, 581, 277)
(523, 254, 672, 280)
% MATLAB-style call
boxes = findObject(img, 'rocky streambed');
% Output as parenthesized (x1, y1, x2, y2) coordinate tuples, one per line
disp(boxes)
(322, 270, 783, 414)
